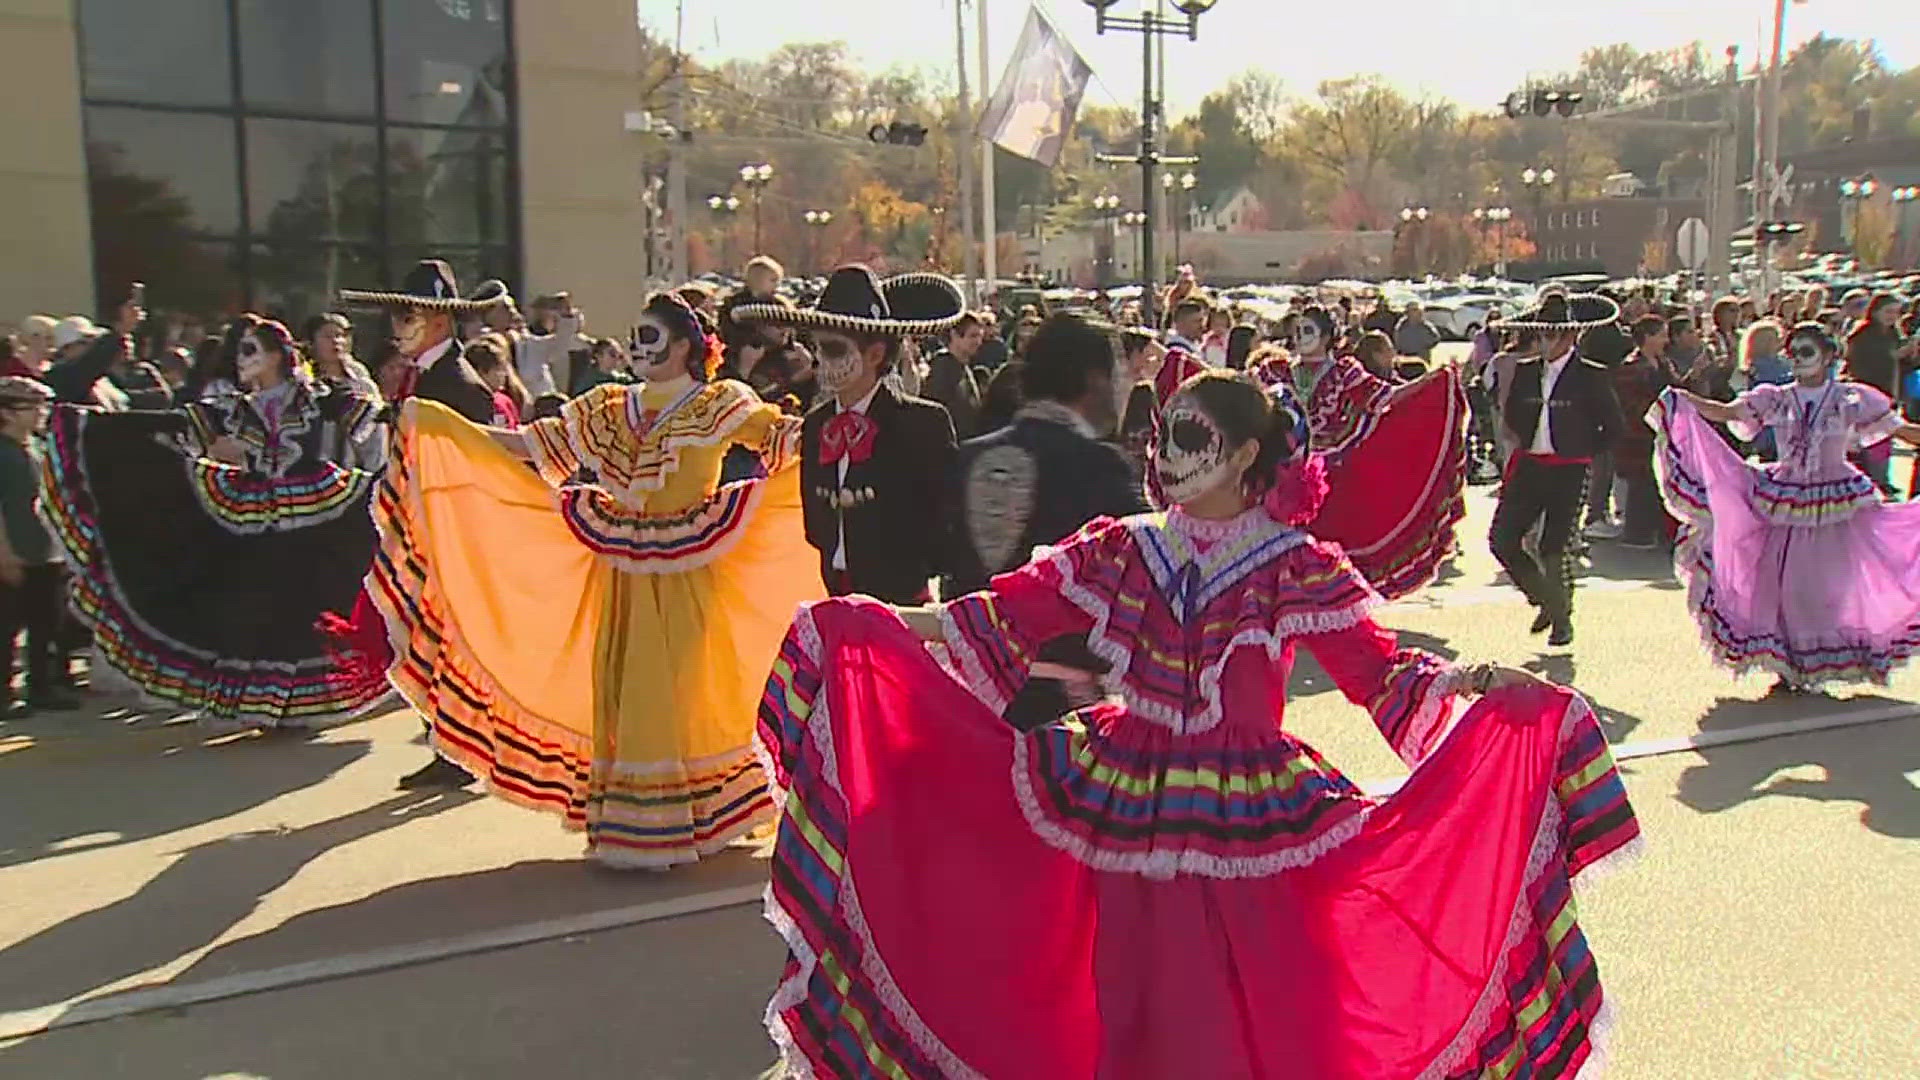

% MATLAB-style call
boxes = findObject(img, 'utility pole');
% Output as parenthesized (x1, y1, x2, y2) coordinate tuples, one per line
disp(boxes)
(1757, 0, 1789, 298)
(954, 0, 978, 304)
(665, 0, 690, 284)
(978, 0, 998, 299)
(1139, 24, 1156, 323)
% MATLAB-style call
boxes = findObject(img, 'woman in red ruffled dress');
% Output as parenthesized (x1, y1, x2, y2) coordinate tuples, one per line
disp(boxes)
(756, 370, 1639, 1079)
(1254, 304, 1469, 599)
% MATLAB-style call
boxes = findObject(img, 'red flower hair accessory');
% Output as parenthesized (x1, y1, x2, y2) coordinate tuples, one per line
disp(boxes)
(1262, 452, 1328, 526)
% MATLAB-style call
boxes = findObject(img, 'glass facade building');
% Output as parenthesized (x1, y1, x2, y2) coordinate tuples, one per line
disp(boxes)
(77, 0, 519, 325)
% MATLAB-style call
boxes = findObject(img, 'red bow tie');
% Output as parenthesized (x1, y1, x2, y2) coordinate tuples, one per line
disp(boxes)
(819, 411, 878, 466)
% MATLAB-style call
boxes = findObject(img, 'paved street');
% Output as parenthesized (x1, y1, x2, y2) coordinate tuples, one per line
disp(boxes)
(3, 488, 1919, 1078)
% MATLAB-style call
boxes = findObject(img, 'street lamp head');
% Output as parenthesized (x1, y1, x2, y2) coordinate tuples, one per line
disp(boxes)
(1860, 178, 1878, 197)
(1081, 0, 1120, 8)
(727, 196, 741, 211)
(1521, 168, 1538, 185)
(1169, 0, 1217, 14)
(1539, 168, 1557, 186)
(708, 195, 724, 210)
(1181, 172, 1197, 190)
(1472, 208, 1485, 221)
(1841, 179, 1859, 197)
(1415, 206, 1430, 221)
(1400, 207, 1414, 222)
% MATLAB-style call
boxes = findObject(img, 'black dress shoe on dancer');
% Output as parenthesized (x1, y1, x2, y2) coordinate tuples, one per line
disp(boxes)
(1529, 609, 1553, 634)
(397, 757, 477, 790)
(1547, 619, 1574, 647)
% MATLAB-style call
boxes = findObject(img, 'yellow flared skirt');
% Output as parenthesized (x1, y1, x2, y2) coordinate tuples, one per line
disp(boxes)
(370, 400, 824, 866)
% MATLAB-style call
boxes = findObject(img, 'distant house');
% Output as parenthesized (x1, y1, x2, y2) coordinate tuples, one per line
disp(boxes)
(1601, 172, 1646, 198)
(1194, 186, 1264, 234)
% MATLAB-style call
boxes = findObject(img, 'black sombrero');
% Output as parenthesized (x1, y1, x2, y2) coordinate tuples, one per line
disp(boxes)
(731, 265, 965, 336)
(1502, 292, 1620, 332)
(338, 259, 506, 313)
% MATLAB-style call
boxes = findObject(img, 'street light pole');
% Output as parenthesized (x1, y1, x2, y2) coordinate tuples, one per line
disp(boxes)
(1083, 0, 1216, 328)
(803, 209, 833, 277)
(739, 163, 773, 257)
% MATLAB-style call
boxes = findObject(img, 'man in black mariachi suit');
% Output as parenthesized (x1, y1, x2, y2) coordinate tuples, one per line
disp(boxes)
(734, 265, 961, 604)
(338, 257, 505, 789)
(339, 259, 499, 425)
(1491, 292, 1626, 648)
(946, 312, 1147, 729)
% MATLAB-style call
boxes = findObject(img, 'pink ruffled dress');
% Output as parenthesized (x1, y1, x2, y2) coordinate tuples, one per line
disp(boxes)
(756, 507, 1639, 1079)
(1652, 381, 1920, 685)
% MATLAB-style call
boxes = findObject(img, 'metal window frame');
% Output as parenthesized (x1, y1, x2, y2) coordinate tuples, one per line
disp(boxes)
(76, 0, 522, 312)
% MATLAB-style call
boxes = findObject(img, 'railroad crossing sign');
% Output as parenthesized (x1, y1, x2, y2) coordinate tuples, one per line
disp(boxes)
(1676, 217, 1711, 271)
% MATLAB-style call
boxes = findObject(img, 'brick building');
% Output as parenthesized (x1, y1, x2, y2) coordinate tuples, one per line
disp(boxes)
(1529, 196, 1707, 278)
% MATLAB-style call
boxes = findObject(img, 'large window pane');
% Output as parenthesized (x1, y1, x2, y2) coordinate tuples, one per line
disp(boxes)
(93, 239, 242, 323)
(246, 120, 381, 242)
(237, 0, 377, 118)
(382, 246, 488, 300)
(79, 0, 232, 106)
(251, 244, 384, 329)
(386, 127, 510, 247)
(381, 0, 510, 127)
(85, 108, 241, 237)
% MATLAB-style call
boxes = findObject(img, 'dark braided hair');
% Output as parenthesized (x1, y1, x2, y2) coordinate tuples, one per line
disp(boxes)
(641, 292, 722, 380)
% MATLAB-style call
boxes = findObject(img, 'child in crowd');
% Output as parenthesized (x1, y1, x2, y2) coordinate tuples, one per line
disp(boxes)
(0, 377, 78, 715)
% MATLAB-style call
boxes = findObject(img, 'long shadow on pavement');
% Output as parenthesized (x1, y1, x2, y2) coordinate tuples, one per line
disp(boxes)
(1289, 628, 1647, 746)
(0, 789, 478, 1013)
(150, 850, 770, 991)
(1674, 695, 1920, 839)
(0, 720, 379, 870)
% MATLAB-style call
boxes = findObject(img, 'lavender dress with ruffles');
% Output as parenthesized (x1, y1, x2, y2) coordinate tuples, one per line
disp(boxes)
(1650, 380, 1920, 685)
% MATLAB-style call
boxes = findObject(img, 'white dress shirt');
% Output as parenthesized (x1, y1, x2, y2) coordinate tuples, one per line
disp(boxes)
(1529, 350, 1575, 455)
(831, 381, 883, 571)
(412, 336, 454, 371)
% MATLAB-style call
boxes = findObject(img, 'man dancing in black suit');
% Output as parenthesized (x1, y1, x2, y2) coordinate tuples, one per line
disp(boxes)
(734, 265, 961, 604)
(337, 258, 503, 789)
(1491, 293, 1626, 648)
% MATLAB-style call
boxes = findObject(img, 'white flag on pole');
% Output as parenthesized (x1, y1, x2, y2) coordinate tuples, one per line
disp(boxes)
(977, 6, 1092, 168)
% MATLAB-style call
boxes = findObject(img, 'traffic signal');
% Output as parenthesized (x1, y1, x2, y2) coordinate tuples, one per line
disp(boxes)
(1503, 89, 1583, 119)
(869, 121, 929, 146)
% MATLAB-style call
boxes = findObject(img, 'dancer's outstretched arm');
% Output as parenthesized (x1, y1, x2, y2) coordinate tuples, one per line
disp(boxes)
(486, 426, 531, 460)
(1672, 388, 1741, 424)
(895, 603, 946, 643)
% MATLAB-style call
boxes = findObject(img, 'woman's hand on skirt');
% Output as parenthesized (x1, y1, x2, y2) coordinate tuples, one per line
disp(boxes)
(1485, 665, 1551, 692)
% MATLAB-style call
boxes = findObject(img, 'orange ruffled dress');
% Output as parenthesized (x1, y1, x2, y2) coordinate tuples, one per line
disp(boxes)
(370, 378, 823, 867)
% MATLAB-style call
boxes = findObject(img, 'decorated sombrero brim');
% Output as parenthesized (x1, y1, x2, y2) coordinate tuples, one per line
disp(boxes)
(732, 266, 966, 335)
(1503, 292, 1620, 331)
(337, 259, 505, 312)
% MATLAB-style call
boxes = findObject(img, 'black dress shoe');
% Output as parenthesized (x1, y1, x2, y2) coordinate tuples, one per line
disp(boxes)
(1529, 609, 1553, 634)
(1548, 619, 1574, 647)
(397, 757, 477, 790)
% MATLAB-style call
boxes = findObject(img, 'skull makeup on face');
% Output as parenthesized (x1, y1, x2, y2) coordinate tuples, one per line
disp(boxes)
(814, 332, 866, 392)
(1788, 334, 1830, 379)
(1156, 397, 1234, 505)
(629, 315, 678, 378)
(1292, 318, 1323, 358)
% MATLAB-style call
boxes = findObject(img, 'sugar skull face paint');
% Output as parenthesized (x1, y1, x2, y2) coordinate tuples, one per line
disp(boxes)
(1788, 333, 1830, 379)
(813, 332, 866, 392)
(1292, 319, 1324, 358)
(629, 315, 678, 377)
(1156, 397, 1232, 504)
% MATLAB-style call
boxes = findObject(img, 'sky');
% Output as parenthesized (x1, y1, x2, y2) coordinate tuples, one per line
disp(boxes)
(640, 0, 1919, 118)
